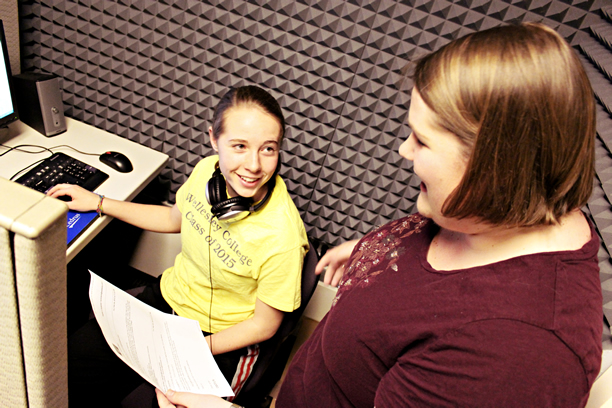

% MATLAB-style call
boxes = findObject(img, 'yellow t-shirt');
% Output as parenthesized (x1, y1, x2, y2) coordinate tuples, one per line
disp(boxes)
(160, 156, 308, 332)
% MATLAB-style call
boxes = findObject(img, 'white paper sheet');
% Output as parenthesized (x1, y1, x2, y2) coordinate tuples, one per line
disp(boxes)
(88, 271, 234, 397)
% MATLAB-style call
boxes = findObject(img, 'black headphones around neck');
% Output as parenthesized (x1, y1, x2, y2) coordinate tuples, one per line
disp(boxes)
(205, 160, 279, 221)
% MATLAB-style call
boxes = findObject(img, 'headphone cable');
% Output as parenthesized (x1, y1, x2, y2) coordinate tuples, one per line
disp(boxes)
(208, 219, 214, 354)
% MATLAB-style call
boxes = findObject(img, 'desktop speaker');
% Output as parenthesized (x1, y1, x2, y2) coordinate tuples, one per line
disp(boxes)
(12, 72, 67, 137)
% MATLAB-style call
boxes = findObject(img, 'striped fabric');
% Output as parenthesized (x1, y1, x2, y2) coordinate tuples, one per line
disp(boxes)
(228, 344, 260, 402)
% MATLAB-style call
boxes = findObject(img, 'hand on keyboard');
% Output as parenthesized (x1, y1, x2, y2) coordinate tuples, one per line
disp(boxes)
(47, 184, 100, 212)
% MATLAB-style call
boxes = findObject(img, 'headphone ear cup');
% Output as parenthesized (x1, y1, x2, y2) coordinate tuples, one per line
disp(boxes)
(207, 167, 253, 220)
(211, 196, 252, 220)
(205, 164, 277, 220)
(206, 167, 226, 206)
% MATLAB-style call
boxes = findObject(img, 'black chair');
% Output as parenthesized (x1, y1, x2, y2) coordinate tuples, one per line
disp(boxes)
(232, 238, 320, 407)
(121, 239, 320, 408)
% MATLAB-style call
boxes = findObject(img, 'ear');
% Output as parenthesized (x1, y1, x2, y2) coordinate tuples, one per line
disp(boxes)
(209, 126, 218, 152)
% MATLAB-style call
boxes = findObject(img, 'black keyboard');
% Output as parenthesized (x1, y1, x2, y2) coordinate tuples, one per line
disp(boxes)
(15, 152, 109, 193)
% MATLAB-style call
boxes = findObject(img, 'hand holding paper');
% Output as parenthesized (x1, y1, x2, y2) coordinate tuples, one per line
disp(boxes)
(156, 388, 234, 408)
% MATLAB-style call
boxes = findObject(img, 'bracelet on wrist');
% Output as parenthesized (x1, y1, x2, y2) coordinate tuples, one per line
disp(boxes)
(96, 194, 105, 217)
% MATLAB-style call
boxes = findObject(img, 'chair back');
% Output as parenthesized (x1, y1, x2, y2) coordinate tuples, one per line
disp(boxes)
(233, 238, 320, 406)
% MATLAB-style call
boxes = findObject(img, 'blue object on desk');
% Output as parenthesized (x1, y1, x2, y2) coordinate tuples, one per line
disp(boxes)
(66, 210, 98, 247)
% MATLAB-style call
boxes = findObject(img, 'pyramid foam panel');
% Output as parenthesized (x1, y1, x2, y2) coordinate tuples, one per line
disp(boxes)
(17, 0, 610, 250)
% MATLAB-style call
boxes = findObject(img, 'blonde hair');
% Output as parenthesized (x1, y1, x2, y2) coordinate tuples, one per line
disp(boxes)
(413, 22, 596, 226)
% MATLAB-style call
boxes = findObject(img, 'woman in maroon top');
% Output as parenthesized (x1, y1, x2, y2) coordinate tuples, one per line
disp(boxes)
(156, 22, 602, 408)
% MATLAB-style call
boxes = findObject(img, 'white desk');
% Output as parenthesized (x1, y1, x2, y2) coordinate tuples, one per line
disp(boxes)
(0, 117, 169, 262)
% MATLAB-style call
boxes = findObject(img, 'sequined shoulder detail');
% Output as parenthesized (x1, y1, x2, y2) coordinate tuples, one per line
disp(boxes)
(332, 214, 428, 307)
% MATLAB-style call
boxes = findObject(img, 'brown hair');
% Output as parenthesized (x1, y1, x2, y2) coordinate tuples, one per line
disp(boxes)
(211, 85, 285, 143)
(412, 22, 596, 227)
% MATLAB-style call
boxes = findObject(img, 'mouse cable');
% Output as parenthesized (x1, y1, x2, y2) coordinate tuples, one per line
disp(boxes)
(0, 144, 55, 181)
(48, 144, 100, 156)
(1, 143, 101, 158)
(0, 143, 53, 157)
(9, 156, 47, 181)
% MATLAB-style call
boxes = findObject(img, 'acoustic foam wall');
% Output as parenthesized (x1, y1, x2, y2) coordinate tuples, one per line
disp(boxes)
(17, 0, 610, 249)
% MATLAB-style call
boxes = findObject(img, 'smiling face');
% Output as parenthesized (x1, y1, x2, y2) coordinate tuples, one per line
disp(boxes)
(399, 88, 469, 228)
(210, 105, 281, 202)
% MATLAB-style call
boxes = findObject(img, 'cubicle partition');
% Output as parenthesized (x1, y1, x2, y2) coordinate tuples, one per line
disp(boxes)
(0, 178, 68, 407)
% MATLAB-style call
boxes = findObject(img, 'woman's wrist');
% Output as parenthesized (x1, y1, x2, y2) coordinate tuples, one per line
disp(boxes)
(96, 193, 105, 217)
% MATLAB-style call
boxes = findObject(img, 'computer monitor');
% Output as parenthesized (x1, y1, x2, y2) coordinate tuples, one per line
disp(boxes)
(0, 19, 19, 129)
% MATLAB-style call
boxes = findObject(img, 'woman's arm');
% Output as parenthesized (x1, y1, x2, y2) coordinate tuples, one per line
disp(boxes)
(47, 184, 182, 233)
(205, 298, 284, 355)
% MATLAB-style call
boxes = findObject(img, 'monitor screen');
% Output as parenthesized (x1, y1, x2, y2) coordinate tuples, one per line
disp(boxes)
(0, 19, 18, 129)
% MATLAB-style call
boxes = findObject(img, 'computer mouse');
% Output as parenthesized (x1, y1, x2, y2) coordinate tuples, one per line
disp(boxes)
(99, 151, 133, 173)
